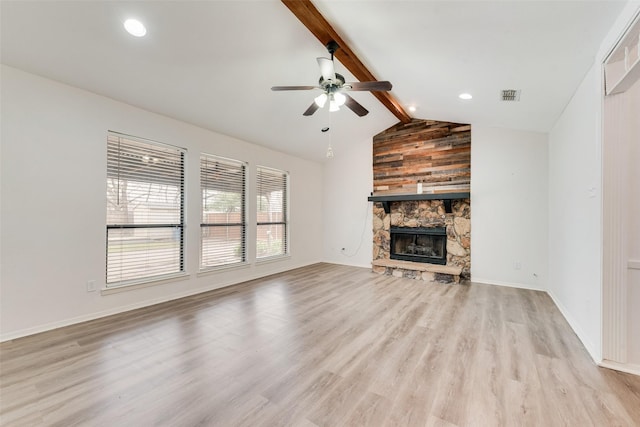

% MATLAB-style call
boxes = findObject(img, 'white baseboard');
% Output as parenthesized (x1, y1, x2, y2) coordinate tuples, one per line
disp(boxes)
(471, 277, 545, 292)
(0, 260, 318, 343)
(546, 290, 601, 364)
(325, 258, 371, 269)
(599, 360, 640, 376)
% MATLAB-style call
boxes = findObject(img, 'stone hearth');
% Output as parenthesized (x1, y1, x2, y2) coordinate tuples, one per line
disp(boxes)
(372, 198, 471, 282)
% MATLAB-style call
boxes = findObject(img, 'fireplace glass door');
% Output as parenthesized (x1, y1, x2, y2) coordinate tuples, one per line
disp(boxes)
(390, 227, 447, 265)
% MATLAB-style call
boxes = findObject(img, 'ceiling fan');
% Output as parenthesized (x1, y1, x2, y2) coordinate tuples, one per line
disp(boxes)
(271, 41, 392, 117)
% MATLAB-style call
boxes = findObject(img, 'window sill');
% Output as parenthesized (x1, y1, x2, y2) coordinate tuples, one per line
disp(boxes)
(101, 272, 190, 295)
(197, 262, 250, 277)
(255, 254, 291, 265)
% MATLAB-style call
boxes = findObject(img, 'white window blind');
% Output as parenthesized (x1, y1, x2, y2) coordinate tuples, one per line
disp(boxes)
(256, 166, 288, 259)
(200, 154, 246, 269)
(106, 132, 185, 286)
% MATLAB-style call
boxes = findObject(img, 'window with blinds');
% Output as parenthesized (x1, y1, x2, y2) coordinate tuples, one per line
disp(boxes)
(256, 166, 289, 259)
(106, 132, 185, 286)
(200, 154, 246, 270)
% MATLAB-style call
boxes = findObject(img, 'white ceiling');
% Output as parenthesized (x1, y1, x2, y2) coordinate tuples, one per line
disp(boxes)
(0, 1, 627, 162)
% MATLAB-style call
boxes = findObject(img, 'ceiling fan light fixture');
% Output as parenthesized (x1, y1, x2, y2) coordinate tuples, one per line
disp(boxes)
(334, 92, 346, 106)
(326, 144, 334, 158)
(314, 93, 328, 108)
(124, 19, 146, 37)
(328, 93, 340, 112)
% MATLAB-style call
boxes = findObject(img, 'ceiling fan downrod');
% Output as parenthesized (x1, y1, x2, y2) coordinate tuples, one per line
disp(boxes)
(326, 41, 339, 60)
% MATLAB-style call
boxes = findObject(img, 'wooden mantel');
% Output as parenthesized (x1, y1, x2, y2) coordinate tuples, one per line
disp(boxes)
(368, 192, 471, 214)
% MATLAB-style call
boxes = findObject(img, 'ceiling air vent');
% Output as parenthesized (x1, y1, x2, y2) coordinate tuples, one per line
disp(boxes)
(500, 89, 521, 101)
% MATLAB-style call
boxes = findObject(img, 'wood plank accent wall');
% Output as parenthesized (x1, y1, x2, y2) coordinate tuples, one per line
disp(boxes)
(373, 119, 471, 195)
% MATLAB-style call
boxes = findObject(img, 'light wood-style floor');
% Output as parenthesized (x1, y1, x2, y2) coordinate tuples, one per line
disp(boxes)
(2, 263, 640, 426)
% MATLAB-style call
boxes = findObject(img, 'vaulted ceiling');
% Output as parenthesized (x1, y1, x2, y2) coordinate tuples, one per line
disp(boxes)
(0, 1, 627, 161)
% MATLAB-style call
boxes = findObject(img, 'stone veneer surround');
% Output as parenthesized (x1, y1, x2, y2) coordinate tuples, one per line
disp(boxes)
(372, 198, 471, 280)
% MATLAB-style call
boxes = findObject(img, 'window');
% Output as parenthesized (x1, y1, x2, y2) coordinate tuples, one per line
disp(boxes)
(106, 132, 185, 286)
(256, 166, 288, 259)
(200, 154, 246, 269)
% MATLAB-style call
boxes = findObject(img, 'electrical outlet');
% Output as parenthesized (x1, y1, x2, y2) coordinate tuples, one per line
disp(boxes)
(514, 261, 521, 270)
(87, 280, 97, 292)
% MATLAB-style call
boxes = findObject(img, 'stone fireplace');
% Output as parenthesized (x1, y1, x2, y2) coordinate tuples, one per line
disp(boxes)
(372, 198, 471, 282)
(368, 118, 472, 283)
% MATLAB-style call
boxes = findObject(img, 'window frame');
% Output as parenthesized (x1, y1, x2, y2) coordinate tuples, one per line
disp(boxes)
(105, 131, 186, 288)
(199, 153, 247, 271)
(256, 165, 290, 261)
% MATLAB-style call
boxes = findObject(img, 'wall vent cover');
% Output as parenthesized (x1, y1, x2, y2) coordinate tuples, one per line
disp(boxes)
(500, 89, 521, 101)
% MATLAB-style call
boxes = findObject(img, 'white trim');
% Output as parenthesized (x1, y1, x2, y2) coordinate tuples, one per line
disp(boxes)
(548, 289, 601, 363)
(255, 254, 291, 265)
(601, 89, 630, 363)
(101, 273, 190, 295)
(628, 260, 640, 270)
(599, 360, 640, 376)
(470, 277, 545, 292)
(198, 262, 250, 276)
(108, 129, 187, 152)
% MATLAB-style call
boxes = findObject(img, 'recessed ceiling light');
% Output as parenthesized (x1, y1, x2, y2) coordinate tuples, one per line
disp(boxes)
(408, 106, 417, 112)
(459, 93, 473, 100)
(124, 19, 146, 37)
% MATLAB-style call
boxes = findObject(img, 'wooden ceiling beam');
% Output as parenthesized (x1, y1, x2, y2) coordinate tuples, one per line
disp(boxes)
(281, 0, 412, 124)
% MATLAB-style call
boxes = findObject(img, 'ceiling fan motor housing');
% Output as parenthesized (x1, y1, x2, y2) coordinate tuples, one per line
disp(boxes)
(319, 73, 345, 91)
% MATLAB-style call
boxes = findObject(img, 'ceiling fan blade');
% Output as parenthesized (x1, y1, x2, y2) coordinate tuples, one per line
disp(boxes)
(303, 102, 320, 116)
(271, 85, 318, 91)
(317, 57, 335, 81)
(345, 81, 393, 91)
(343, 94, 369, 117)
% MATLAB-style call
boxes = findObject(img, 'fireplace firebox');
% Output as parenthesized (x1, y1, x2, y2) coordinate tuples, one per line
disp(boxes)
(390, 226, 447, 265)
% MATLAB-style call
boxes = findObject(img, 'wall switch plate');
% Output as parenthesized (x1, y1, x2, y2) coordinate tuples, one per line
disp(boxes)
(87, 280, 97, 292)
(514, 261, 522, 270)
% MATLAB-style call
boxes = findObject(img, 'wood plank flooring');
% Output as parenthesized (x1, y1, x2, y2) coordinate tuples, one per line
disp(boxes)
(1, 263, 640, 426)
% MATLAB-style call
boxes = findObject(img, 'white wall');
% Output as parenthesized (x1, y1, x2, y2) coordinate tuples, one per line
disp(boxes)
(322, 134, 374, 268)
(0, 65, 323, 340)
(548, 64, 602, 360)
(470, 126, 549, 290)
(547, 1, 640, 364)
